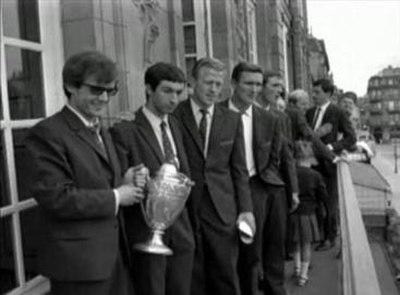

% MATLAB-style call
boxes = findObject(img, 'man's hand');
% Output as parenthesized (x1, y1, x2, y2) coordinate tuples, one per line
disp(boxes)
(290, 193, 300, 213)
(123, 164, 149, 188)
(116, 184, 144, 206)
(236, 211, 256, 236)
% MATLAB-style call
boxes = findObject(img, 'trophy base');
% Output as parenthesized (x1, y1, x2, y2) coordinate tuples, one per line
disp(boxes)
(133, 230, 173, 256)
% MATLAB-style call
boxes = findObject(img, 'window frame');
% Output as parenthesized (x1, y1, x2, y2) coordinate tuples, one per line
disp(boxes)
(0, 1, 64, 294)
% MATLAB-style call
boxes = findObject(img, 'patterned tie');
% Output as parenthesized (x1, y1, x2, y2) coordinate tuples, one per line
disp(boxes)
(88, 122, 108, 158)
(199, 109, 208, 152)
(312, 107, 321, 130)
(160, 121, 175, 165)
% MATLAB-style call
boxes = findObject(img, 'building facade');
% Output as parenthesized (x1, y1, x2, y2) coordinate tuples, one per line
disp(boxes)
(308, 34, 330, 82)
(0, 1, 313, 294)
(365, 66, 400, 142)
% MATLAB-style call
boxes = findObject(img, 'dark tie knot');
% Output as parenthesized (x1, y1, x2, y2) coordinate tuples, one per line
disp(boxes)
(200, 109, 208, 117)
(160, 121, 167, 130)
(88, 121, 101, 134)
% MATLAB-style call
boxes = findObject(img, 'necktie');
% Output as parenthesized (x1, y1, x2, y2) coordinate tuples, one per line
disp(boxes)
(88, 122, 108, 157)
(312, 107, 321, 129)
(160, 121, 175, 165)
(199, 109, 208, 152)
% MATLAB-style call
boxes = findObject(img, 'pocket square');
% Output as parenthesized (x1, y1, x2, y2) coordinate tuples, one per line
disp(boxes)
(219, 140, 234, 146)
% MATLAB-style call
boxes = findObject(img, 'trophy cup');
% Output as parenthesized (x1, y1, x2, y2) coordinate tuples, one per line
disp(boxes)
(134, 163, 194, 255)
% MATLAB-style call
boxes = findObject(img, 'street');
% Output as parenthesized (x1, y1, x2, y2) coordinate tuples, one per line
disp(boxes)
(372, 143, 400, 213)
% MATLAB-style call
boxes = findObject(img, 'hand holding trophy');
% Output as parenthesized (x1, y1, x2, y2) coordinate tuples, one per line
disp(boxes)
(133, 163, 194, 255)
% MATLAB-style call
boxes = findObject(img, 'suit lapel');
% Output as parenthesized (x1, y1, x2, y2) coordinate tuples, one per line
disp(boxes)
(61, 107, 111, 166)
(208, 105, 224, 155)
(101, 129, 121, 185)
(135, 109, 164, 164)
(180, 100, 205, 157)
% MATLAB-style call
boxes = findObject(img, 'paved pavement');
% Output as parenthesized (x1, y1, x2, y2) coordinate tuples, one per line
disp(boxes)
(371, 143, 400, 213)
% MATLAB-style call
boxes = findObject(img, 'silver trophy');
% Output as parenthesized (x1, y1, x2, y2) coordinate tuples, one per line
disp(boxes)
(134, 163, 194, 255)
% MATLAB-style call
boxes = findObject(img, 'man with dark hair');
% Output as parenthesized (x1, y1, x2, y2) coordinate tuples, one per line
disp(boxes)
(254, 70, 298, 295)
(306, 78, 356, 250)
(339, 91, 357, 118)
(174, 57, 254, 295)
(25, 50, 143, 295)
(110, 62, 194, 295)
(222, 62, 286, 295)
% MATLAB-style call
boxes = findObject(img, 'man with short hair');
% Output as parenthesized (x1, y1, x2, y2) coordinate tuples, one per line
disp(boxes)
(25, 50, 143, 295)
(110, 62, 195, 295)
(306, 79, 356, 250)
(222, 62, 286, 295)
(174, 57, 255, 295)
(288, 89, 310, 115)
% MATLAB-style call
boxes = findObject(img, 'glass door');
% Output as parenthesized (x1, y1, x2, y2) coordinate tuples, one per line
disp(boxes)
(0, 1, 63, 294)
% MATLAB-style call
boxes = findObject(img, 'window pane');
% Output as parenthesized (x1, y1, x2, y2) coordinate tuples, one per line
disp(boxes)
(0, 216, 17, 293)
(184, 26, 196, 54)
(0, 131, 11, 206)
(3, 0, 41, 42)
(182, 0, 194, 22)
(21, 207, 40, 281)
(6, 46, 45, 120)
(14, 129, 34, 201)
(185, 57, 196, 81)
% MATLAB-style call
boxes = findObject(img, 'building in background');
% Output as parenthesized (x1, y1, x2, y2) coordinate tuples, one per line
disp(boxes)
(308, 34, 331, 82)
(365, 66, 400, 142)
(0, 1, 314, 294)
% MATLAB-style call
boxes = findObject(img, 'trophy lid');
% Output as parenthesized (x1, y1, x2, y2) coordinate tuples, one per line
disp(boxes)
(157, 163, 178, 177)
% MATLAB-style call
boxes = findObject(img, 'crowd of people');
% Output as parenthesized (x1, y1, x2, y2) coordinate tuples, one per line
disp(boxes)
(25, 51, 357, 295)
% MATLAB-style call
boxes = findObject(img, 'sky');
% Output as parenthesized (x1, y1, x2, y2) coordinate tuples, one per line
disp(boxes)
(307, 0, 400, 96)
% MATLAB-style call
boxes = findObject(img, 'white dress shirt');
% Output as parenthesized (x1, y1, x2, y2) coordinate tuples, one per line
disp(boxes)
(313, 101, 330, 131)
(190, 99, 214, 156)
(142, 106, 178, 158)
(228, 100, 256, 177)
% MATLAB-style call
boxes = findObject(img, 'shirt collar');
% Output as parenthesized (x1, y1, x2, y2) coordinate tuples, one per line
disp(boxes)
(66, 104, 99, 128)
(142, 106, 168, 127)
(228, 99, 253, 117)
(190, 98, 214, 117)
(319, 100, 330, 112)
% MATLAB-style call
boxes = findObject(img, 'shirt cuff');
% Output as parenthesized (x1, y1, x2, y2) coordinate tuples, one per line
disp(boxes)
(113, 189, 120, 215)
(327, 144, 334, 151)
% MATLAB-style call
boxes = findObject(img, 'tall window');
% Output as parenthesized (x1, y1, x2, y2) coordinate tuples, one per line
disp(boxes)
(0, 1, 63, 294)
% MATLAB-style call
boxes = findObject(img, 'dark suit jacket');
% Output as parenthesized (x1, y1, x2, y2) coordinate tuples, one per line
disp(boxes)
(286, 106, 335, 162)
(306, 103, 356, 175)
(109, 108, 194, 247)
(173, 99, 252, 226)
(219, 101, 283, 187)
(306, 103, 356, 153)
(270, 109, 299, 196)
(25, 107, 123, 281)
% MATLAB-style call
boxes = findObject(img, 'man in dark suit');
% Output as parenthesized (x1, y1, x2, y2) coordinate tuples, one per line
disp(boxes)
(110, 63, 194, 295)
(173, 57, 255, 295)
(25, 51, 144, 295)
(222, 62, 287, 295)
(306, 78, 356, 250)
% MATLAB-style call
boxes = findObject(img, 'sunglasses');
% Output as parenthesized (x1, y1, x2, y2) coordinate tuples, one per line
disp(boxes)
(82, 83, 119, 96)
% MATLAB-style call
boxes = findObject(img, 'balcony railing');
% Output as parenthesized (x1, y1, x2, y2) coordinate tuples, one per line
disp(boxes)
(337, 155, 382, 295)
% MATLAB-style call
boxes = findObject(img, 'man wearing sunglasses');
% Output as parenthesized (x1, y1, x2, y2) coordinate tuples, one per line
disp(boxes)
(25, 51, 144, 295)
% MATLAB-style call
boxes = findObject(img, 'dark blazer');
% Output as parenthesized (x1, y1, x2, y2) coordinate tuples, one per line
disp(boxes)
(306, 103, 356, 154)
(109, 108, 194, 246)
(173, 99, 252, 225)
(286, 106, 335, 162)
(25, 107, 123, 281)
(219, 101, 283, 186)
(270, 109, 299, 195)
(306, 103, 356, 176)
(295, 166, 328, 215)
